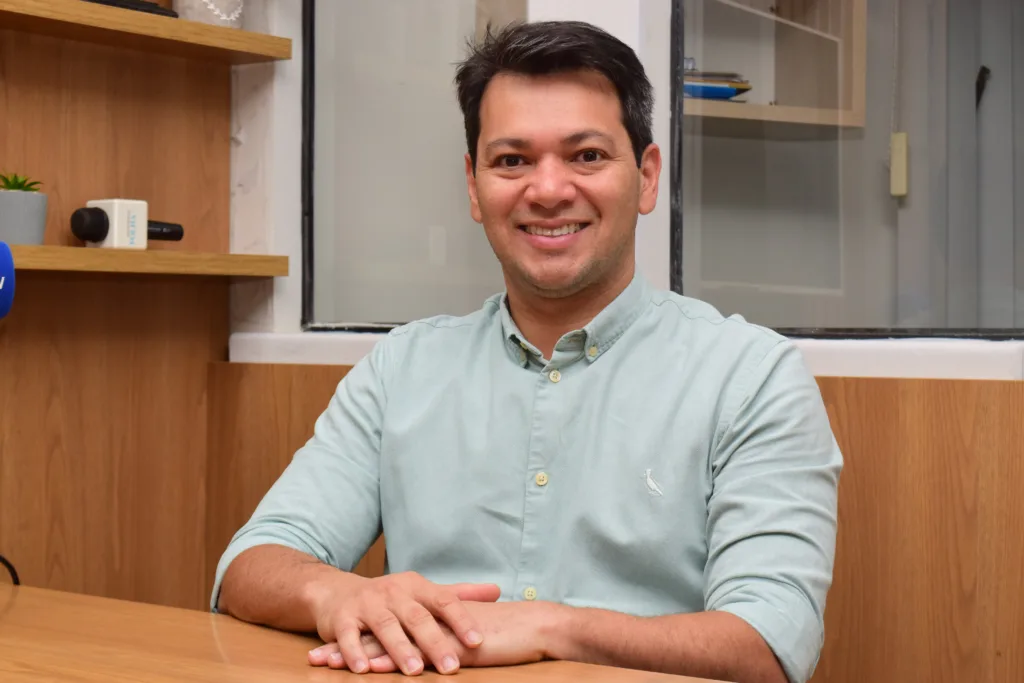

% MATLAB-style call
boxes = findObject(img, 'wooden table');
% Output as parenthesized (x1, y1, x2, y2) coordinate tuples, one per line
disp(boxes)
(0, 585, 718, 682)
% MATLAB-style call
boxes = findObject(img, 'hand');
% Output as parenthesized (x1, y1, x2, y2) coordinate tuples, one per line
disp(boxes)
(309, 600, 569, 674)
(309, 571, 501, 676)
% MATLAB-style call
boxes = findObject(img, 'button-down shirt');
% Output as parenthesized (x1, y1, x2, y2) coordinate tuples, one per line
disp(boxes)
(211, 272, 842, 683)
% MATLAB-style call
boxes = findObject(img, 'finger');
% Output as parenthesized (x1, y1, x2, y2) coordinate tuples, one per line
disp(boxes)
(426, 588, 486, 649)
(359, 631, 389, 660)
(363, 603, 425, 676)
(327, 651, 347, 670)
(337, 622, 371, 674)
(392, 598, 460, 675)
(448, 583, 502, 603)
(368, 654, 399, 673)
(308, 642, 340, 667)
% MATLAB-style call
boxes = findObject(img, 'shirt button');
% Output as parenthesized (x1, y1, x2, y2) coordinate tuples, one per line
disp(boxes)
(535, 472, 549, 486)
(548, 369, 561, 383)
(523, 586, 537, 600)
(587, 345, 598, 358)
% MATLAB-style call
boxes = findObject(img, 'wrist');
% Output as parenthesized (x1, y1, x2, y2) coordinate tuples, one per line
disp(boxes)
(300, 564, 366, 624)
(538, 601, 580, 661)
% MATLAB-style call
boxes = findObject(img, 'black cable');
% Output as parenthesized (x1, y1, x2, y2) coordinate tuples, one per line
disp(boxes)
(0, 554, 19, 585)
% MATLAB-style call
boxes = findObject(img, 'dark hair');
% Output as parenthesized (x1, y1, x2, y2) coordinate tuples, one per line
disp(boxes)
(454, 20, 654, 170)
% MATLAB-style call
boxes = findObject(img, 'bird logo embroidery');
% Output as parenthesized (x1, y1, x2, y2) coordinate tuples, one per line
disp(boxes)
(643, 469, 664, 496)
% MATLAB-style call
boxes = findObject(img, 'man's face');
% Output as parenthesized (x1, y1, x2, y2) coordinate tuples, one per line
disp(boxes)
(465, 70, 660, 299)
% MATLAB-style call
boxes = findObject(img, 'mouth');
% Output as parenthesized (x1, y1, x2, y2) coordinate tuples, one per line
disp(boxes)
(517, 222, 591, 237)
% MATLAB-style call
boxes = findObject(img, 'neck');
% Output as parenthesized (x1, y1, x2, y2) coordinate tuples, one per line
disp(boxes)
(506, 266, 635, 359)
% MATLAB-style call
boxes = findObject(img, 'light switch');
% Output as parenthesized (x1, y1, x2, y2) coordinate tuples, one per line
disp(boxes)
(890, 132, 908, 197)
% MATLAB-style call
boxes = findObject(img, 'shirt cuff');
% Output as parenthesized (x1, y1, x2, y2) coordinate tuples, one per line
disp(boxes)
(714, 598, 822, 683)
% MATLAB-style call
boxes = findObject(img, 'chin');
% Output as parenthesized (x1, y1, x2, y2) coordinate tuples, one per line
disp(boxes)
(521, 271, 590, 298)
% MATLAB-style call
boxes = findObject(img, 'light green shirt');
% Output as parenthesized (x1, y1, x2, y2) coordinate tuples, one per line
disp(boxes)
(211, 272, 842, 683)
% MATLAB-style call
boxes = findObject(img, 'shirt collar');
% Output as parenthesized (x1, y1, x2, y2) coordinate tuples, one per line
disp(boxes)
(499, 271, 651, 367)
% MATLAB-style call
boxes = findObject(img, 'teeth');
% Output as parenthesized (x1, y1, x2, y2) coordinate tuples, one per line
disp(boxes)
(524, 223, 584, 237)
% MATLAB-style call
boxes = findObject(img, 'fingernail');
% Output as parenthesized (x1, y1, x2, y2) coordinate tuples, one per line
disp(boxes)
(328, 652, 343, 665)
(406, 656, 423, 673)
(351, 658, 367, 673)
(441, 656, 458, 673)
(466, 630, 483, 645)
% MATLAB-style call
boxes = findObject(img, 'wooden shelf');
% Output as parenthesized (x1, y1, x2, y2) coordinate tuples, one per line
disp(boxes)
(0, 0, 291, 64)
(10, 245, 288, 278)
(684, 99, 864, 128)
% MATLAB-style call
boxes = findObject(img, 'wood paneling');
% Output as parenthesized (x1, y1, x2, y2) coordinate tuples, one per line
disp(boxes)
(0, 272, 229, 610)
(0, 28, 230, 253)
(812, 378, 1024, 683)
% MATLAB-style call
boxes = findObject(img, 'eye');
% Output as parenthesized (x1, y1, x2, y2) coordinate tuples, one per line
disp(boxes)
(496, 154, 525, 169)
(576, 149, 604, 163)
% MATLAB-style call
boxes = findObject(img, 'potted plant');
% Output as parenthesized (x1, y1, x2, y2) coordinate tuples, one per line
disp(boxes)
(0, 172, 48, 245)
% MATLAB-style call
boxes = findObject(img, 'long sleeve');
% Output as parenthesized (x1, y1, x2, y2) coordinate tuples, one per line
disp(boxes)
(209, 335, 396, 612)
(703, 340, 843, 683)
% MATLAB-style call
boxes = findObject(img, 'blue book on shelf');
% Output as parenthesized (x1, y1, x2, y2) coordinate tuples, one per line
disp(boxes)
(683, 80, 751, 100)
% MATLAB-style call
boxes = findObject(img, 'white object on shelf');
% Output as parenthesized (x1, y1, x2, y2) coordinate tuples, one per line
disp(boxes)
(83, 199, 148, 250)
(173, 0, 244, 29)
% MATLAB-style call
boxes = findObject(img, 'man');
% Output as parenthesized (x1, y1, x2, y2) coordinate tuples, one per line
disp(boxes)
(212, 20, 842, 683)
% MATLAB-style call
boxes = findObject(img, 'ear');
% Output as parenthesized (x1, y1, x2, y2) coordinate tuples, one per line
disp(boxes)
(637, 143, 661, 216)
(465, 153, 482, 223)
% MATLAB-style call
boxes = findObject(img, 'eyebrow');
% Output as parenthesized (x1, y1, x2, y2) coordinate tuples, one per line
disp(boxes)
(483, 129, 616, 157)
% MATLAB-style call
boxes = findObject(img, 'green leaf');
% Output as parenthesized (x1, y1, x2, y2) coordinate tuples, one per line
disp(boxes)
(0, 172, 42, 191)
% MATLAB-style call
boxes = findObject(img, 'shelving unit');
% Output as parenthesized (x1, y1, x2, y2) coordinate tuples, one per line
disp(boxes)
(0, 0, 290, 273)
(0, 0, 291, 64)
(0, 0, 296, 612)
(683, 0, 865, 128)
(10, 245, 288, 278)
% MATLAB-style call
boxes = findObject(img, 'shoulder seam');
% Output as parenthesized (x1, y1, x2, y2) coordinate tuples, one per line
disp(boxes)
(650, 296, 781, 343)
(388, 299, 499, 338)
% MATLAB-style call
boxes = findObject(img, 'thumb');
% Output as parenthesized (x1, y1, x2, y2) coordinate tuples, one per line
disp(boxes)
(449, 582, 502, 602)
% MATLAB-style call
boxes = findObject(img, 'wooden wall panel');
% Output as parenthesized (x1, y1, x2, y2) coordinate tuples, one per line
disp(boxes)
(0, 29, 230, 253)
(0, 272, 229, 611)
(812, 378, 1024, 683)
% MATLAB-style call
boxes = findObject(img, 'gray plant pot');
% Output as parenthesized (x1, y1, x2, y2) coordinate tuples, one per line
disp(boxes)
(0, 190, 48, 245)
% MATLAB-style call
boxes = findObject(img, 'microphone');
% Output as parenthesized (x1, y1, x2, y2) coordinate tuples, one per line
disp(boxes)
(70, 200, 184, 249)
(0, 241, 14, 320)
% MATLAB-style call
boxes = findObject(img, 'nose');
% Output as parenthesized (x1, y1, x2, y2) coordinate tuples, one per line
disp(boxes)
(523, 155, 577, 210)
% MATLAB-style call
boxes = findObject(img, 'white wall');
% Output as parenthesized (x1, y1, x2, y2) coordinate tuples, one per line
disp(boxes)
(229, 0, 304, 334)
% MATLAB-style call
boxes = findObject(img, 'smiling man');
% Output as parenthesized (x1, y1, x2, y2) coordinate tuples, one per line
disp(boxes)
(211, 20, 842, 683)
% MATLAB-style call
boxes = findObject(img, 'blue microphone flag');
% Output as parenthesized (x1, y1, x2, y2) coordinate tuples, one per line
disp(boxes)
(0, 242, 14, 319)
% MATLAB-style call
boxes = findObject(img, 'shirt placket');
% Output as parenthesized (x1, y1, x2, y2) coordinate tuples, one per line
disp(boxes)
(513, 342, 580, 602)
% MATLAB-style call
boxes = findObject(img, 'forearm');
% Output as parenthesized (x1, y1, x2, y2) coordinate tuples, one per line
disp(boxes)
(216, 544, 367, 633)
(549, 607, 788, 683)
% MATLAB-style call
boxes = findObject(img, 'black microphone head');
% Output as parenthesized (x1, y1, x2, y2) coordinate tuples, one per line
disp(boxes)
(70, 207, 109, 243)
